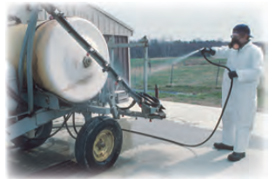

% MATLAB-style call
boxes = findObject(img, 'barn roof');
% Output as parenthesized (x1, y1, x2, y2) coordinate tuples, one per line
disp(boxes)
(52, 3, 134, 37)
(88, 4, 134, 34)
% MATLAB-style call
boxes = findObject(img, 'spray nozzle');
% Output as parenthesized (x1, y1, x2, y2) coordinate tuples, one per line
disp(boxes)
(200, 47, 215, 56)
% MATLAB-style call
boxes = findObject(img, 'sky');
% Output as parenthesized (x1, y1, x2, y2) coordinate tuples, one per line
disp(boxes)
(92, 0, 268, 42)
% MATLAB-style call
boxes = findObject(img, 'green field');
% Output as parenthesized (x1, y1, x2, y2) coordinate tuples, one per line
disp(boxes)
(130, 57, 267, 112)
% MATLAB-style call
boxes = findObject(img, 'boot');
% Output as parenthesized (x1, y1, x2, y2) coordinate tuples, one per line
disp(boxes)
(213, 143, 233, 151)
(228, 152, 246, 162)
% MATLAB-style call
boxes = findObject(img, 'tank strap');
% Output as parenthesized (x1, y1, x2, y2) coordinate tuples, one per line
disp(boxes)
(35, 19, 53, 31)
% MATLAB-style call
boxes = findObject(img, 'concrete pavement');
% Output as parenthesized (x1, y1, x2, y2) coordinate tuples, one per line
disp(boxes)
(7, 101, 268, 178)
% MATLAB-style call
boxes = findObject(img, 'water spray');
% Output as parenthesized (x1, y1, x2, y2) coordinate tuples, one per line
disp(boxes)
(169, 49, 201, 86)
(149, 49, 201, 75)
(171, 49, 201, 65)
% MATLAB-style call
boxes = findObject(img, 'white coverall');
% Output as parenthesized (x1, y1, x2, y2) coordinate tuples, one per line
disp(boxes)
(212, 41, 263, 153)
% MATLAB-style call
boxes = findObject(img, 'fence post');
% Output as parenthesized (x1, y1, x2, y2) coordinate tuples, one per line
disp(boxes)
(143, 36, 148, 93)
(170, 64, 174, 86)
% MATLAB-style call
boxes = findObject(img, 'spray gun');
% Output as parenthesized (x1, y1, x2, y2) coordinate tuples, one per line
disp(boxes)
(200, 47, 216, 56)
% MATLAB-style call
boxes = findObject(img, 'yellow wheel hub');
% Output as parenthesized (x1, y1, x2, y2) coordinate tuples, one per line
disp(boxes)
(93, 129, 115, 162)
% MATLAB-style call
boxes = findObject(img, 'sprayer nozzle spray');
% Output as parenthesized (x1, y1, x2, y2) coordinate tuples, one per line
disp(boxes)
(200, 47, 215, 56)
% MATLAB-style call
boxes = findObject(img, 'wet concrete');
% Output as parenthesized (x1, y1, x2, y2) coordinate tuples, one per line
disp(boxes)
(7, 101, 268, 178)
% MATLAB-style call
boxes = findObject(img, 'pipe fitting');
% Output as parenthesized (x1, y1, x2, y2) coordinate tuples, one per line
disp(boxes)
(83, 56, 92, 68)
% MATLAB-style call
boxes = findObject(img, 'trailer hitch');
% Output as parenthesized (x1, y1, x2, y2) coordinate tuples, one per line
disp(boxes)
(43, 4, 166, 120)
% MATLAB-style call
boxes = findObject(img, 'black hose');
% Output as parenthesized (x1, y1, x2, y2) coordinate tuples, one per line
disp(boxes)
(116, 91, 161, 112)
(122, 51, 233, 147)
(116, 100, 136, 110)
(201, 51, 231, 72)
(29, 113, 72, 141)
(138, 92, 160, 107)
(65, 115, 77, 139)
(28, 113, 79, 141)
(72, 113, 79, 135)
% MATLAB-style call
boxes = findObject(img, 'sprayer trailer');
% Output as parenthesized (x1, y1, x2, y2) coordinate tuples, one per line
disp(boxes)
(6, 4, 165, 173)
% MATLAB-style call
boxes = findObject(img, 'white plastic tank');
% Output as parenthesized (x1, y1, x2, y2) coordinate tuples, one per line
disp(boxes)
(6, 63, 19, 112)
(7, 17, 109, 103)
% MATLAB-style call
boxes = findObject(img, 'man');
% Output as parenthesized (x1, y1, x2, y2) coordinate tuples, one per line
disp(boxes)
(202, 24, 264, 162)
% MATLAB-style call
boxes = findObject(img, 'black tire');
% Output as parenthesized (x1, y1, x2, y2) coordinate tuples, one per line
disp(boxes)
(12, 121, 53, 150)
(75, 116, 122, 173)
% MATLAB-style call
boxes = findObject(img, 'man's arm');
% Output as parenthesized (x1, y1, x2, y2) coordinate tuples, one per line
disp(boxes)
(236, 48, 264, 83)
(211, 46, 230, 59)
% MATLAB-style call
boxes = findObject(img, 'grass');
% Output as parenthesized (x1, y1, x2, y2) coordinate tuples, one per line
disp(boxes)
(130, 57, 267, 112)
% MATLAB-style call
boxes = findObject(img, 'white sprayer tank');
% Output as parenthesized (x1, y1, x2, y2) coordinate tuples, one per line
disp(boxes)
(7, 17, 109, 103)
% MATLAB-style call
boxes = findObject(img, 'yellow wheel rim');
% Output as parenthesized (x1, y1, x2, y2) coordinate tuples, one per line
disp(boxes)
(93, 129, 115, 162)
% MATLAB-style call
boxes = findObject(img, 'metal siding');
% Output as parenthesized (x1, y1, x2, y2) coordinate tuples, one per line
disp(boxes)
(97, 13, 101, 32)
(110, 20, 116, 35)
(38, 9, 48, 20)
(116, 36, 129, 83)
(104, 35, 130, 84)
(94, 10, 98, 26)
(115, 23, 119, 37)
(126, 37, 131, 86)
(37, 4, 133, 36)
